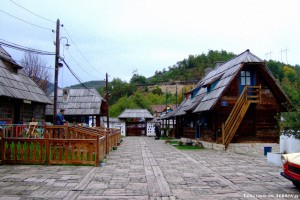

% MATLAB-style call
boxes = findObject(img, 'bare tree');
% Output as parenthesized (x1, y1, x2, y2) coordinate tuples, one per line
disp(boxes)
(21, 52, 51, 93)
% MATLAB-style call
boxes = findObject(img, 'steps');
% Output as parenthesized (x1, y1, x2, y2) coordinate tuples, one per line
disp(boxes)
(222, 85, 261, 148)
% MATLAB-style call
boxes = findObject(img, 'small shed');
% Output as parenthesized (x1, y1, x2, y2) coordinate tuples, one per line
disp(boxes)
(0, 46, 52, 124)
(118, 109, 154, 136)
(46, 88, 107, 126)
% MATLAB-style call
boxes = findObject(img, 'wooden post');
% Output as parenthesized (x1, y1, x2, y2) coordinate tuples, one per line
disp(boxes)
(0, 129, 4, 165)
(222, 124, 225, 145)
(45, 133, 50, 165)
(106, 130, 109, 154)
(95, 134, 100, 167)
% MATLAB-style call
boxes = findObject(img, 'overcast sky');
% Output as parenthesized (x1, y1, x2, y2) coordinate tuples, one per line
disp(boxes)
(1, 0, 300, 87)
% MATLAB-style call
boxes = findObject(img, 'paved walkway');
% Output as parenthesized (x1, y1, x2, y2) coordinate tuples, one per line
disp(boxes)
(0, 137, 299, 199)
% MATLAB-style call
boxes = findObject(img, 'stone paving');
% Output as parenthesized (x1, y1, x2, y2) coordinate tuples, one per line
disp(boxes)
(0, 137, 299, 199)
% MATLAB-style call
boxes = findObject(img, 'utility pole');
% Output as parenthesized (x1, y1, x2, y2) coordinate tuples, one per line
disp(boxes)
(279, 48, 288, 64)
(165, 87, 168, 113)
(106, 73, 109, 128)
(175, 85, 178, 109)
(53, 19, 60, 124)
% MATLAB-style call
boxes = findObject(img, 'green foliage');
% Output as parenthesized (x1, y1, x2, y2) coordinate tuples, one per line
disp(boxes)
(267, 60, 284, 81)
(130, 74, 148, 85)
(281, 112, 300, 139)
(148, 50, 235, 84)
(151, 86, 163, 95)
(99, 78, 133, 105)
(109, 96, 137, 117)
(267, 61, 300, 138)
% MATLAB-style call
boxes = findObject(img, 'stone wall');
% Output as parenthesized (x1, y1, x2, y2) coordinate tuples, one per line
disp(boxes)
(200, 141, 225, 151)
(227, 143, 280, 157)
(198, 140, 279, 157)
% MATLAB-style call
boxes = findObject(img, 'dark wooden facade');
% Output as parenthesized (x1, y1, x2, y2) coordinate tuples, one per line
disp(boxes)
(164, 50, 291, 146)
(0, 97, 47, 124)
(196, 64, 282, 144)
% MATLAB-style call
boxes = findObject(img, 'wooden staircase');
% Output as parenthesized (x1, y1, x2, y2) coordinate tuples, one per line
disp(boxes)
(222, 85, 261, 148)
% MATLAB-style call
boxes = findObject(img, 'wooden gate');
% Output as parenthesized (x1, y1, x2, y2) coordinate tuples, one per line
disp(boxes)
(126, 122, 146, 136)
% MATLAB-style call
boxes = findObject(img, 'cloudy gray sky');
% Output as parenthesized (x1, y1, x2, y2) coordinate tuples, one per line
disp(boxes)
(1, 0, 300, 87)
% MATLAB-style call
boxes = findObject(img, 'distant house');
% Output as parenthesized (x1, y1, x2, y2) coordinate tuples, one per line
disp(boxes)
(151, 104, 176, 119)
(45, 88, 108, 126)
(0, 46, 52, 124)
(162, 50, 292, 154)
(118, 109, 155, 136)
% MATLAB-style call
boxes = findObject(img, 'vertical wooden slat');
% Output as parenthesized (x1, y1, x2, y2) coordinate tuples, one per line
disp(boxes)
(71, 144, 76, 161)
(26, 142, 30, 160)
(58, 143, 63, 161)
(95, 135, 99, 166)
(20, 142, 24, 161)
(65, 142, 69, 161)
(45, 133, 49, 164)
(39, 142, 43, 161)
(32, 142, 36, 161)
(14, 141, 18, 160)
(83, 144, 87, 161)
(77, 144, 81, 161)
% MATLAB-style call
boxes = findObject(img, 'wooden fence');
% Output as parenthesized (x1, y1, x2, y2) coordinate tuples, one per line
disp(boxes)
(0, 125, 121, 166)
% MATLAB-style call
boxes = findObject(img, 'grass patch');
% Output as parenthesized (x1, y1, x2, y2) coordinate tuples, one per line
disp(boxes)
(166, 140, 204, 150)
(169, 140, 179, 145)
(175, 145, 204, 150)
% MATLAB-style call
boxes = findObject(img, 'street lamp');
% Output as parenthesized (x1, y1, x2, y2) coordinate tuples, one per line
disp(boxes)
(53, 19, 70, 124)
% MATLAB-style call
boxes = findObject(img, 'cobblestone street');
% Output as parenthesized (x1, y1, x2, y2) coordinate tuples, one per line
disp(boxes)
(0, 137, 299, 199)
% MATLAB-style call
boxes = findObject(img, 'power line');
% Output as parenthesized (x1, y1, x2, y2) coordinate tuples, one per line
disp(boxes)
(62, 26, 101, 74)
(0, 39, 55, 55)
(14, 60, 54, 70)
(0, 9, 54, 32)
(62, 59, 88, 89)
(65, 49, 99, 80)
(8, 0, 55, 24)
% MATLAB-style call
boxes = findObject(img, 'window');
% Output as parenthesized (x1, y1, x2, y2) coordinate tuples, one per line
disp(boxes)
(21, 104, 33, 122)
(0, 104, 12, 119)
(191, 88, 200, 99)
(207, 79, 219, 93)
(240, 71, 251, 86)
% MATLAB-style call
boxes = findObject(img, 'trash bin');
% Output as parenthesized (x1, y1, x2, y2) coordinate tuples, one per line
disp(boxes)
(264, 146, 272, 156)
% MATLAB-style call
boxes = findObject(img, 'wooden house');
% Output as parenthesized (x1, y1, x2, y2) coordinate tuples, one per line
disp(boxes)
(118, 109, 154, 136)
(0, 46, 52, 124)
(45, 88, 108, 126)
(163, 50, 291, 151)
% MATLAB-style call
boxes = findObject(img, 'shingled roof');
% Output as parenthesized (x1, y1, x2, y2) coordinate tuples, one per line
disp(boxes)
(0, 46, 52, 104)
(163, 49, 290, 118)
(119, 109, 154, 119)
(46, 88, 106, 116)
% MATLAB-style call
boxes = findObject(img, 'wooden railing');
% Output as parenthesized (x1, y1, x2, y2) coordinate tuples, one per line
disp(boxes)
(0, 125, 121, 166)
(1, 123, 44, 138)
(222, 85, 261, 148)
